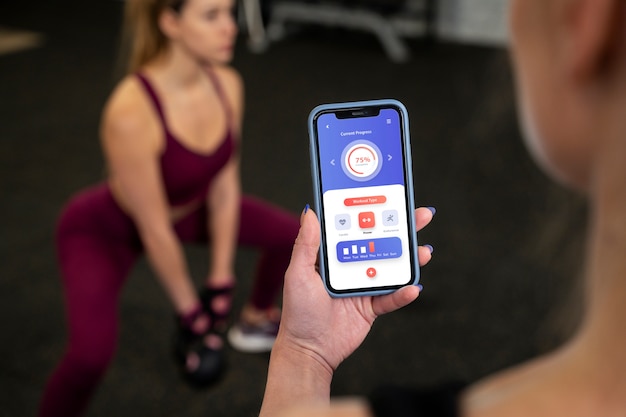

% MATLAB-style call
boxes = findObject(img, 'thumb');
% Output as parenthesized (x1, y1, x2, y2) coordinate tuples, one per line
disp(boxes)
(290, 207, 321, 270)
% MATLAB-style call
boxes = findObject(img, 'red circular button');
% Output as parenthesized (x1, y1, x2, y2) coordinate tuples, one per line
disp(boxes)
(366, 267, 377, 278)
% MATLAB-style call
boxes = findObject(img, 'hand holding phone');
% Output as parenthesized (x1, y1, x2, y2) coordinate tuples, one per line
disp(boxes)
(308, 99, 419, 297)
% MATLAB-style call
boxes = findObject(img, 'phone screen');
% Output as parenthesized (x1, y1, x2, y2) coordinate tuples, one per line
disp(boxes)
(310, 101, 418, 296)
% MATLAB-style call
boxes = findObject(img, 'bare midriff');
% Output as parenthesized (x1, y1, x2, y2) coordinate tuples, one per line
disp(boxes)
(109, 180, 204, 224)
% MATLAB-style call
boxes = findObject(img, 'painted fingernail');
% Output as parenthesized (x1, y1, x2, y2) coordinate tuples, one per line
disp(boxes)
(424, 244, 434, 254)
(427, 206, 436, 216)
(303, 203, 310, 214)
(417, 284, 424, 292)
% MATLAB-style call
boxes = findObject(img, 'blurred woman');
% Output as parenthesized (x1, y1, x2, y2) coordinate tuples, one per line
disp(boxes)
(38, 0, 299, 415)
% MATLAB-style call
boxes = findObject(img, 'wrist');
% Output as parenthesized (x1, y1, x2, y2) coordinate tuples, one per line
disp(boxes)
(261, 336, 334, 416)
(273, 335, 335, 381)
(206, 270, 235, 287)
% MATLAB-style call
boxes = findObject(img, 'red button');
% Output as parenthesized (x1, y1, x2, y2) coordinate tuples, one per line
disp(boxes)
(366, 267, 377, 278)
(344, 195, 387, 206)
(358, 211, 376, 229)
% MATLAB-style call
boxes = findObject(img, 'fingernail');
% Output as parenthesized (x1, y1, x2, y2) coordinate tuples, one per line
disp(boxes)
(417, 284, 424, 292)
(303, 203, 310, 214)
(424, 244, 434, 254)
(427, 206, 436, 216)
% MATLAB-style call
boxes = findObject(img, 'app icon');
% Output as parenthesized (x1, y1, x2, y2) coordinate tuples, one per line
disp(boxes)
(382, 209, 399, 226)
(358, 211, 375, 229)
(335, 214, 351, 230)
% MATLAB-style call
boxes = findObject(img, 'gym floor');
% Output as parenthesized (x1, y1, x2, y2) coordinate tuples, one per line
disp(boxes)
(1, 1, 588, 416)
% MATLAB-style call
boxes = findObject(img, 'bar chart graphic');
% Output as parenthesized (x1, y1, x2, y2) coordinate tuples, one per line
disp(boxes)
(336, 237, 402, 263)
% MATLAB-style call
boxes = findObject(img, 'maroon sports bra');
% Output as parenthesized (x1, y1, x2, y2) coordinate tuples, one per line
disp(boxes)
(135, 71, 236, 206)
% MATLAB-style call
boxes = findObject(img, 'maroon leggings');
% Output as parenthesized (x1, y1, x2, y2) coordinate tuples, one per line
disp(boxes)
(38, 184, 299, 417)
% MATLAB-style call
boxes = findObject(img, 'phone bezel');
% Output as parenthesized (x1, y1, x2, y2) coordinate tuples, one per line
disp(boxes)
(308, 99, 420, 297)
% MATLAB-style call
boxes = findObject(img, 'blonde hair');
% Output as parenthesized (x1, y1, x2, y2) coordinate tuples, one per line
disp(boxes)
(121, 0, 185, 74)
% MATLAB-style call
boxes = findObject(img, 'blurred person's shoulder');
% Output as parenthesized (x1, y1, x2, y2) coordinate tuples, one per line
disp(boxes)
(212, 64, 242, 89)
(211, 64, 243, 106)
(100, 74, 161, 149)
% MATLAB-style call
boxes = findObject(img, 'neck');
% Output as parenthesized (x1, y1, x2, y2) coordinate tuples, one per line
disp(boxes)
(575, 97, 626, 384)
(149, 45, 213, 88)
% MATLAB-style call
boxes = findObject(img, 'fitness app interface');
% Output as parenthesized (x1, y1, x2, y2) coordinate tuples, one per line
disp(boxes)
(316, 108, 413, 291)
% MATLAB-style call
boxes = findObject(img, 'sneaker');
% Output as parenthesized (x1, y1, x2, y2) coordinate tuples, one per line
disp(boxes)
(227, 319, 279, 353)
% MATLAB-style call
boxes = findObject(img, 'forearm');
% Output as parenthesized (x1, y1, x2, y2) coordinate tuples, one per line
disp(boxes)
(141, 226, 197, 314)
(260, 337, 334, 417)
(208, 180, 240, 280)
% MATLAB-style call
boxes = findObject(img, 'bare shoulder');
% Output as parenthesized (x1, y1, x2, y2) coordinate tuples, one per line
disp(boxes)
(100, 75, 161, 154)
(275, 399, 373, 417)
(211, 64, 244, 117)
(212, 64, 243, 96)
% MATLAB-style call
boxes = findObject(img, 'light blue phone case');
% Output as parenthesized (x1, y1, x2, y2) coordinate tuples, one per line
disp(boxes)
(308, 99, 420, 297)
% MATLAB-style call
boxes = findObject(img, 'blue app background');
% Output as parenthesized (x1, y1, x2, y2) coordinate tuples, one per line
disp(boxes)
(317, 108, 405, 191)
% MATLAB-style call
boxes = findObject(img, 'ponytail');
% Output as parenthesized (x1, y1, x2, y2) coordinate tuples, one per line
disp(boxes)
(120, 0, 185, 74)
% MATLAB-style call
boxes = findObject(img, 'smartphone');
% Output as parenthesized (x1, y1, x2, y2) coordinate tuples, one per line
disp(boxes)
(308, 99, 419, 297)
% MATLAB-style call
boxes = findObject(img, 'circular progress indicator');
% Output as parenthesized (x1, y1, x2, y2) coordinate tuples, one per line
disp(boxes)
(341, 140, 383, 182)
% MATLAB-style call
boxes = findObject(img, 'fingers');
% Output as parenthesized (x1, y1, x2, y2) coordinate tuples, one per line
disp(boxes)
(415, 207, 435, 267)
(418, 244, 433, 267)
(371, 285, 420, 316)
(373, 205, 433, 315)
(414, 206, 435, 232)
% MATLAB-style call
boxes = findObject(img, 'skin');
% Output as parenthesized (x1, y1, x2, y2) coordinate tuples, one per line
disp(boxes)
(462, 0, 626, 415)
(260, 208, 434, 417)
(100, 0, 255, 343)
(260, 0, 626, 415)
